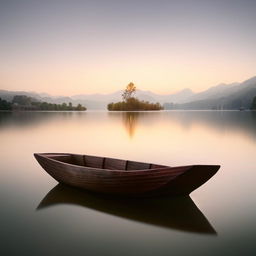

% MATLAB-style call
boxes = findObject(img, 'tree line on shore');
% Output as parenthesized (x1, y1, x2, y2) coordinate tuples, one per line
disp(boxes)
(0, 95, 86, 111)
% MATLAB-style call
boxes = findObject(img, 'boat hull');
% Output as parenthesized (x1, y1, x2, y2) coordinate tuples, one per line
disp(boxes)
(34, 153, 220, 197)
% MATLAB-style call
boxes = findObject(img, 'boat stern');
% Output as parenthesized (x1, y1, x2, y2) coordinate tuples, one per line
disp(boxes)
(152, 165, 220, 196)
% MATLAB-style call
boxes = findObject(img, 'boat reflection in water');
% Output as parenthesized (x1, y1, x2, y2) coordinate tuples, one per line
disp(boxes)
(37, 184, 217, 235)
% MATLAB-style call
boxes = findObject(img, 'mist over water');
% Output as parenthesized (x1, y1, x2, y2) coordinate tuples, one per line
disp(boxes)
(0, 111, 256, 255)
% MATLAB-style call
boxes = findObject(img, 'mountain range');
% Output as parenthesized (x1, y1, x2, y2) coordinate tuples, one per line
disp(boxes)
(1, 76, 256, 110)
(164, 76, 256, 110)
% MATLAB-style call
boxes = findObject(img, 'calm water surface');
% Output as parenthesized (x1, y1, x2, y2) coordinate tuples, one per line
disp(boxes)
(0, 111, 256, 256)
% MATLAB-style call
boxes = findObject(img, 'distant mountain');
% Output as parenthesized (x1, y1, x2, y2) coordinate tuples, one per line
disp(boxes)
(187, 82, 240, 102)
(0, 90, 44, 102)
(1, 75, 256, 110)
(72, 90, 122, 102)
(164, 76, 256, 110)
(158, 88, 195, 104)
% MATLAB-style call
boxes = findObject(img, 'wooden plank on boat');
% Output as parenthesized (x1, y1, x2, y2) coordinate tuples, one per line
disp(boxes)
(127, 161, 150, 170)
(151, 164, 168, 168)
(84, 155, 104, 168)
(50, 155, 72, 163)
(104, 158, 126, 170)
(71, 154, 84, 166)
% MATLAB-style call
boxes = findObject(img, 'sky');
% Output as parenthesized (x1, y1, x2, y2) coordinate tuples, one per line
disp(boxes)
(0, 0, 256, 96)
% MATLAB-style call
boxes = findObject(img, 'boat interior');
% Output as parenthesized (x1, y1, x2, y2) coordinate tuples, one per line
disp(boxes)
(43, 153, 168, 170)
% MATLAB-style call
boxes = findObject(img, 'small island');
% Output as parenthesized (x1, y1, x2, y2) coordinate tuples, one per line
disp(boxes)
(107, 83, 163, 111)
(0, 95, 86, 111)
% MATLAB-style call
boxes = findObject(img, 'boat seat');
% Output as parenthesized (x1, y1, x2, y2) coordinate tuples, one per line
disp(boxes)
(55, 154, 168, 170)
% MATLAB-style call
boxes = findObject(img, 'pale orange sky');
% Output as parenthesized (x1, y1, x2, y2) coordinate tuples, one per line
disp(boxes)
(1, 0, 255, 96)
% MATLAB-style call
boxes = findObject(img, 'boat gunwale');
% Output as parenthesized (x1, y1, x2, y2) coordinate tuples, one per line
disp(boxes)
(34, 153, 175, 173)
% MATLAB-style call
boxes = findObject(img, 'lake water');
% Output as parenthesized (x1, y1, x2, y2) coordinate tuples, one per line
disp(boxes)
(0, 110, 256, 256)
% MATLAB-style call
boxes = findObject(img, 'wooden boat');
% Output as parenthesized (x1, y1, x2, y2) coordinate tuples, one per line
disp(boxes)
(34, 153, 220, 197)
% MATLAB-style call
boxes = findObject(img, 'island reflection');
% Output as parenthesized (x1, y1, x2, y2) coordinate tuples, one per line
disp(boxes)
(37, 184, 217, 235)
(122, 112, 139, 138)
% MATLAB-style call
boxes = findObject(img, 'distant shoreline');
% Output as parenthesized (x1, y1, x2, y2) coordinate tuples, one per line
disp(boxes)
(0, 110, 86, 112)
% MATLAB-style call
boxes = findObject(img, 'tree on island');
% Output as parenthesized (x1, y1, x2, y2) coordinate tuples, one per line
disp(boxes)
(122, 82, 136, 101)
(251, 96, 256, 110)
(108, 82, 163, 111)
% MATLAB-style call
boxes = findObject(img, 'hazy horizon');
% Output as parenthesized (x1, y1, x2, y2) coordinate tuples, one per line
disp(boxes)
(1, 74, 255, 97)
(1, 0, 256, 95)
